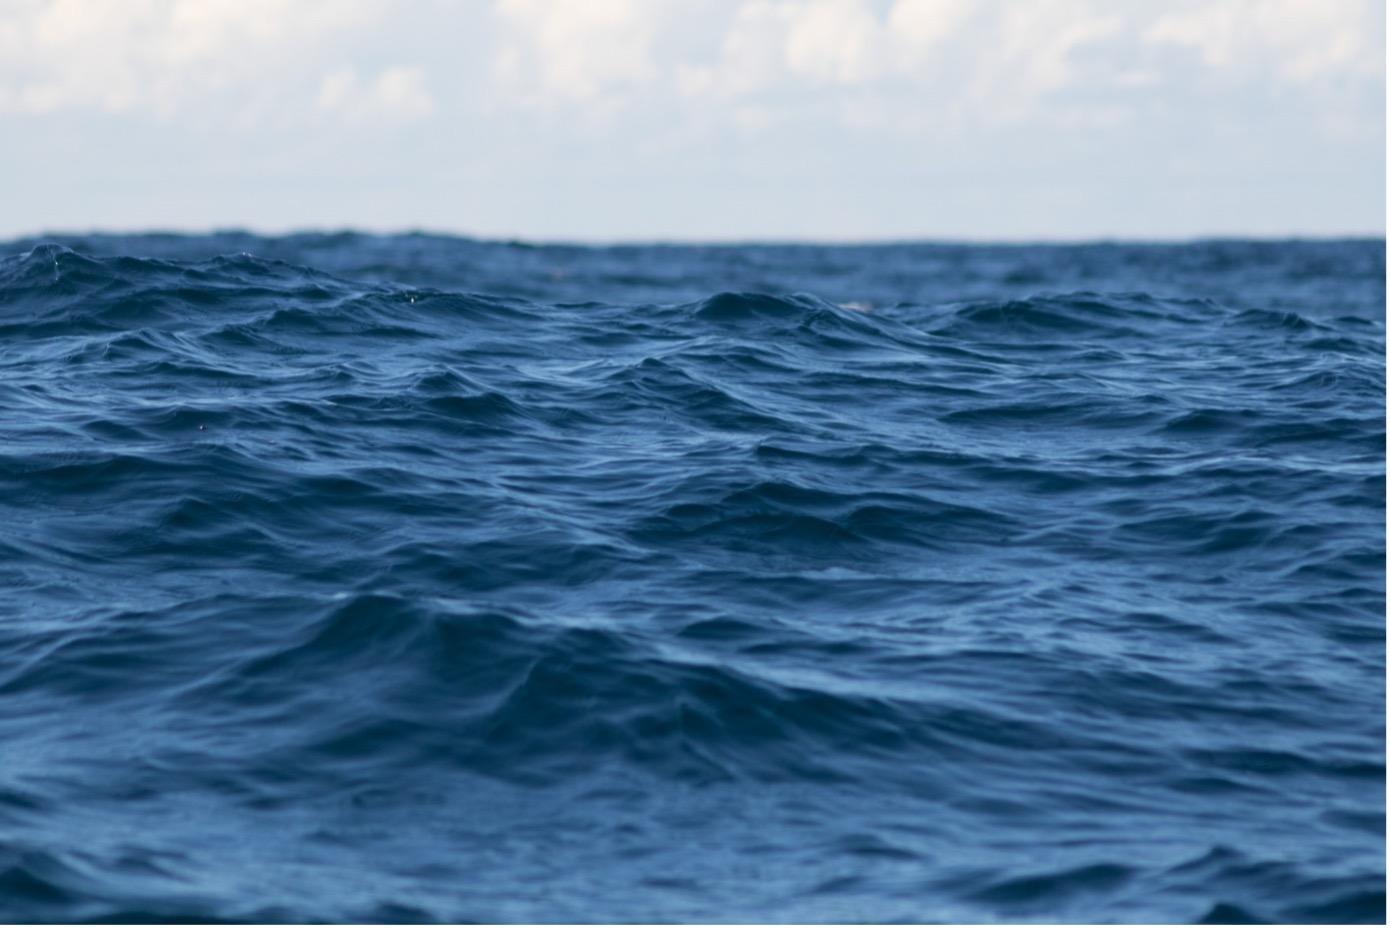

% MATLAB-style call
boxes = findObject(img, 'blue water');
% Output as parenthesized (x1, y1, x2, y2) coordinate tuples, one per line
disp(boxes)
(0, 233, 1383, 923)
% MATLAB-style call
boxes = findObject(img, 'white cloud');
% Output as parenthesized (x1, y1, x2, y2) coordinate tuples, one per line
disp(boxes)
(492, 0, 663, 107)
(317, 66, 435, 125)
(959, 0, 1126, 124)
(0, 0, 389, 119)
(1145, 0, 1384, 85)
(887, 0, 973, 58)
(676, 1, 790, 99)
(498, 0, 1384, 133)
(782, 0, 883, 85)
(0, 0, 1380, 137)
(674, 0, 907, 100)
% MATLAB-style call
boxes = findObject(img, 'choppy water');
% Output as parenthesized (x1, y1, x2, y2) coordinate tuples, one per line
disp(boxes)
(0, 233, 1383, 923)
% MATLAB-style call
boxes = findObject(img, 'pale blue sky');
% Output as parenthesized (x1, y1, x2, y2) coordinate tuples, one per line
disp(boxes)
(1, 0, 1383, 241)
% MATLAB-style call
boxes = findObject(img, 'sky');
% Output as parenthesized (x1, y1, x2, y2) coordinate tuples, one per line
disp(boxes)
(0, 0, 1384, 241)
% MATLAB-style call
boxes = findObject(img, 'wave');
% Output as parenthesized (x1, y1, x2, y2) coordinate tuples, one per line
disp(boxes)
(0, 235, 1382, 922)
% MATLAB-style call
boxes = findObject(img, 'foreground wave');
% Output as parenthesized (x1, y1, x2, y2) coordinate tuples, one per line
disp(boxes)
(0, 235, 1383, 922)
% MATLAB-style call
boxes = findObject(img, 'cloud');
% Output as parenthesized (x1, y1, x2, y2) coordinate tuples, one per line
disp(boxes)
(0, 0, 1380, 138)
(0, 0, 390, 120)
(317, 66, 435, 125)
(492, 0, 663, 107)
(499, 0, 1383, 133)
(782, 0, 884, 84)
(1144, 0, 1384, 85)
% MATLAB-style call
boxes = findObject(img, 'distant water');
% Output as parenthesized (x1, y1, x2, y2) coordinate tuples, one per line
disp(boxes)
(0, 233, 1383, 923)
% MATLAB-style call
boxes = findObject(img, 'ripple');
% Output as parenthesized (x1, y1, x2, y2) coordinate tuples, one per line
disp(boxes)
(0, 234, 1382, 922)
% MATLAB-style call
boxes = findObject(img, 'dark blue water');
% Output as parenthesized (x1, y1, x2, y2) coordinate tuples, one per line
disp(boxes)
(0, 233, 1383, 923)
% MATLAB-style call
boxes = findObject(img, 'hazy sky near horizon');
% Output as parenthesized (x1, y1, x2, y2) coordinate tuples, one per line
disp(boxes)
(1, 0, 1384, 241)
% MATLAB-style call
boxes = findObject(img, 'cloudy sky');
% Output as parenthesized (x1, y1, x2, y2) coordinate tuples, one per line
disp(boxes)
(0, 0, 1383, 240)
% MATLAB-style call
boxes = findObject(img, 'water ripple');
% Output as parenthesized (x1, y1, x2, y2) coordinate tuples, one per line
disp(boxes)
(0, 234, 1382, 922)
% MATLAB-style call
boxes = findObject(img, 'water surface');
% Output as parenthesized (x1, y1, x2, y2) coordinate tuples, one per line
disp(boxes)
(0, 234, 1383, 922)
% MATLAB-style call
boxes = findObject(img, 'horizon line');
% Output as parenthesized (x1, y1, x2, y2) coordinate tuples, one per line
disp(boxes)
(5, 225, 1386, 249)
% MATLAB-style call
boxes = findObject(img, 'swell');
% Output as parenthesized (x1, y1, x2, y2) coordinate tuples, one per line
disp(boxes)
(0, 238, 1382, 923)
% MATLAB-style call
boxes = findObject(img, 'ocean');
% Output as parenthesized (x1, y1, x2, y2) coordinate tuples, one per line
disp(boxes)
(0, 233, 1383, 923)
